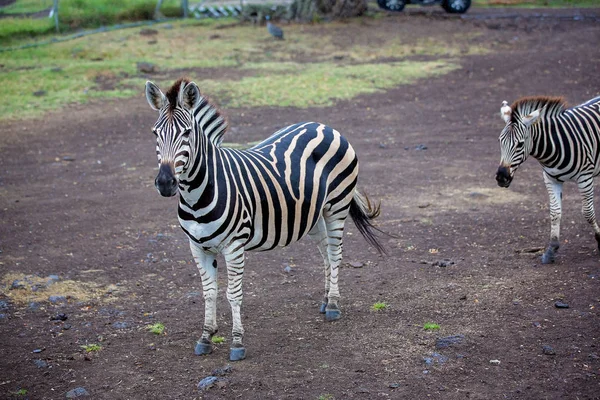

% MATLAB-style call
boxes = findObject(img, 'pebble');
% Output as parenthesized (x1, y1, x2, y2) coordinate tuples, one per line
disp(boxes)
(433, 259, 454, 268)
(388, 383, 401, 388)
(112, 322, 129, 329)
(32, 348, 44, 353)
(211, 365, 232, 376)
(49, 295, 67, 304)
(11, 280, 26, 290)
(0, 300, 8, 310)
(0, 314, 6, 319)
(542, 345, 556, 355)
(347, 261, 364, 268)
(435, 334, 464, 349)
(51, 313, 68, 321)
(423, 352, 448, 365)
(66, 387, 89, 398)
(197, 376, 218, 390)
(554, 301, 569, 308)
(283, 265, 292, 273)
(414, 144, 428, 151)
(33, 359, 48, 368)
(489, 359, 501, 365)
(63, 324, 72, 330)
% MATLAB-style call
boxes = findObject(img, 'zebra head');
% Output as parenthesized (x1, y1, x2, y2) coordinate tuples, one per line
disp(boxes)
(496, 100, 541, 188)
(145, 79, 201, 197)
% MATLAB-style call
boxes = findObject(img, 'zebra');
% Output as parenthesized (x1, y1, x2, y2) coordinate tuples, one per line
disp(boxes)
(144, 78, 385, 361)
(495, 95, 600, 264)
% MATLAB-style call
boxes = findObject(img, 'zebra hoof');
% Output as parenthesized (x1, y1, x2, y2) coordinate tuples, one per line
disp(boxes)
(325, 309, 341, 321)
(319, 302, 327, 314)
(229, 347, 246, 361)
(194, 341, 213, 356)
(541, 252, 555, 264)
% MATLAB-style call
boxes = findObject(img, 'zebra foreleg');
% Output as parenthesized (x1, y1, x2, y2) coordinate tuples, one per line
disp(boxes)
(542, 175, 562, 264)
(577, 178, 600, 253)
(189, 242, 219, 356)
(308, 217, 331, 314)
(223, 241, 247, 361)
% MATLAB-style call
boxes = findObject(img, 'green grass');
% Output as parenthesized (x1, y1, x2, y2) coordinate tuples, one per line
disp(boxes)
(371, 301, 388, 311)
(423, 322, 441, 331)
(81, 343, 102, 352)
(147, 322, 165, 335)
(15, 389, 28, 396)
(211, 336, 225, 344)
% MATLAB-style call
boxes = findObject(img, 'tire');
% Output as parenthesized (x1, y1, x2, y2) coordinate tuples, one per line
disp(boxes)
(377, 0, 406, 12)
(442, 0, 470, 13)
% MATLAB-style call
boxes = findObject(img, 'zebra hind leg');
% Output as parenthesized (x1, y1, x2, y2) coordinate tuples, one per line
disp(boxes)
(308, 217, 331, 315)
(577, 178, 600, 254)
(322, 212, 348, 322)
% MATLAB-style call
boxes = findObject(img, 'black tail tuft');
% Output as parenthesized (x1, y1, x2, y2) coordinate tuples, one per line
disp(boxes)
(349, 191, 387, 255)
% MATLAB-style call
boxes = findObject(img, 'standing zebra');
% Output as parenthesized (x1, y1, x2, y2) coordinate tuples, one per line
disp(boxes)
(495, 95, 600, 264)
(144, 78, 385, 361)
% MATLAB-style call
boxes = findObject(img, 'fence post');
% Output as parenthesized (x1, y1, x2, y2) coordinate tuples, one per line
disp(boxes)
(51, 0, 59, 32)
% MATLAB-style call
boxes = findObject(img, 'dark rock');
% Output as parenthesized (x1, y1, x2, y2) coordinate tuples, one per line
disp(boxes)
(33, 359, 48, 368)
(62, 156, 75, 162)
(554, 300, 569, 308)
(33, 90, 47, 97)
(388, 383, 401, 388)
(49, 295, 67, 304)
(532, 321, 541, 328)
(0, 300, 8, 310)
(211, 365, 232, 376)
(63, 324, 72, 330)
(112, 322, 128, 329)
(542, 345, 556, 355)
(50, 313, 68, 321)
(433, 259, 455, 268)
(588, 353, 599, 360)
(137, 62, 157, 74)
(66, 387, 89, 398)
(423, 352, 448, 365)
(415, 144, 428, 151)
(0, 313, 6, 319)
(28, 302, 40, 310)
(435, 334, 464, 349)
(197, 376, 218, 390)
(11, 280, 26, 290)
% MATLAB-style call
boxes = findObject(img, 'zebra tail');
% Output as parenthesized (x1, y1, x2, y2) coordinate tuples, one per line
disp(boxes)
(349, 191, 387, 255)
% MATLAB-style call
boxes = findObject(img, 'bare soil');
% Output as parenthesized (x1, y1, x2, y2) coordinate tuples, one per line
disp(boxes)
(1, 7, 599, 400)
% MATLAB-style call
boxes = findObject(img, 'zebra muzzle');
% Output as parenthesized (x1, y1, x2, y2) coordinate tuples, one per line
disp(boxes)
(155, 163, 178, 197)
(495, 166, 512, 188)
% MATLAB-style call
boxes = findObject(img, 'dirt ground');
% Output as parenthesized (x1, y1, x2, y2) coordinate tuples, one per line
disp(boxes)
(1, 7, 599, 400)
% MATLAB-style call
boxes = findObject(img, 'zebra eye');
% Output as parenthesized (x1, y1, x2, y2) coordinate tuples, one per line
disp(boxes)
(182, 128, 192, 137)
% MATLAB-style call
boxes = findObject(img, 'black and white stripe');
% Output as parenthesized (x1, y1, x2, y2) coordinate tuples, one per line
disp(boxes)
(495, 95, 600, 264)
(145, 78, 384, 361)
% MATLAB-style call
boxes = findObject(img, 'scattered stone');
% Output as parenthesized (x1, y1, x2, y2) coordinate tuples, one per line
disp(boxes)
(32, 348, 44, 353)
(433, 259, 455, 268)
(357, 387, 370, 393)
(283, 265, 292, 273)
(66, 387, 89, 398)
(137, 62, 157, 74)
(542, 345, 556, 355)
(435, 334, 464, 349)
(112, 322, 128, 329)
(347, 261, 364, 268)
(50, 313, 68, 321)
(423, 352, 448, 365)
(11, 280, 26, 290)
(414, 144, 428, 151)
(28, 302, 40, 310)
(0, 300, 8, 310)
(211, 365, 232, 376)
(554, 300, 569, 309)
(186, 291, 201, 298)
(33, 359, 48, 368)
(388, 383, 401, 388)
(0, 313, 6, 319)
(49, 295, 67, 304)
(63, 324, 72, 330)
(33, 90, 47, 97)
(139, 28, 159, 36)
(418, 203, 431, 209)
(62, 156, 76, 162)
(588, 353, 599, 360)
(532, 321, 541, 328)
(489, 359, 501, 365)
(197, 376, 218, 390)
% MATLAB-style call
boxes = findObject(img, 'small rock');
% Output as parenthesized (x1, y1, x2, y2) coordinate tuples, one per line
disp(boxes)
(433, 259, 454, 268)
(197, 376, 218, 390)
(542, 345, 556, 355)
(0, 300, 9, 310)
(0, 313, 6, 319)
(532, 321, 541, 328)
(66, 387, 89, 398)
(423, 352, 448, 365)
(388, 383, 401, 388)
(283, 265, 292, 273)
(49, 295, 67, 304)
(357, 387, 370, 393)
(554, 301, 569, 308)
(415, 144, 428, 151)
(33, 90, 47, 97)
(10, 280, 26, 290)
(137, 62, 157, 74)
(62, 156, 76, 162)
(63, 324, 72, 330)
(489, 359, 501, 365)
(50, 313, 68, 321)
(588, 353, 599, 360)
(33, 359, 48, 368)
(28, 302, 40, 310)
(32, 348, 44, 353)
(112, 322, 128, 329)
(435, 334, 464, 349)
(348, 261, 364, 268)
(211, 365, 232, 376)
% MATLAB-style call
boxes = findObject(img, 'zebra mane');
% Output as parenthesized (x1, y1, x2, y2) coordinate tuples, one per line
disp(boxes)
(510, 96, 567, 122)
(165, 77, 229, 146)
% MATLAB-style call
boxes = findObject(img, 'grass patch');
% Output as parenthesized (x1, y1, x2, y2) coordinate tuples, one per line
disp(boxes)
(147, 322, 166, 335)
(14, 389, 28, 396)
(0, 272, 122, 305)
(211, 336, 225, 344)
(371, 301, 388, 311)
(423, 322, 441, 331)
(2, 18, 471, 121)
(81, 343, 102, 352)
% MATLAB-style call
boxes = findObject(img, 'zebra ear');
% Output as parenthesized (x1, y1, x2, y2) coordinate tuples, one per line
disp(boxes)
(500, 100, 512, 123)
(179, 81, 201, 111)
(522, 109, 541, 127)
(145, 81, 166, 111)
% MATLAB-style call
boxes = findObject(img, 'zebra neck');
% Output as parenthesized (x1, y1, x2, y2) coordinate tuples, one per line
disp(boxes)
(179, 125, 219, 201)
(193, 98, 228, 147)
